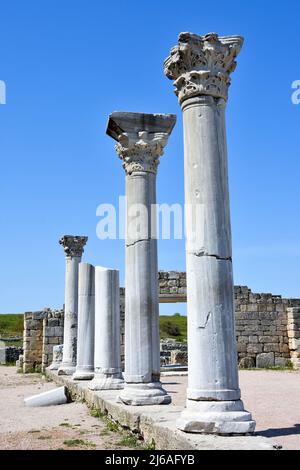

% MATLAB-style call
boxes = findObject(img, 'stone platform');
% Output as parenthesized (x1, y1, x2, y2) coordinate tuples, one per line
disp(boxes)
(46, 369, 277, 450)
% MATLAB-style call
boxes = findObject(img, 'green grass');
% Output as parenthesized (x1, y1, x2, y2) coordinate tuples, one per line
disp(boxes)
(0, 314, 23, 338)
(116, 432, 142, 448)
(159, 313, 187, 342)
(63, 439, 96, 448)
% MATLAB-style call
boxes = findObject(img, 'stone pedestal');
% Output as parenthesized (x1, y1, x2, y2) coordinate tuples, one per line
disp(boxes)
(73, 263, 95, 380)
(164, 32, 255, 433)
(106, 112, 176, 405)
(49, 345, 63, 370)
(58, 235, 87, 376)
(89, 267, 123, 390)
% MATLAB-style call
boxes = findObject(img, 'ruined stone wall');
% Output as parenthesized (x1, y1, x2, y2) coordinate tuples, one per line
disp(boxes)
(22, 273, 300, 371)
(157, 271, 300, 368)
(42, 309, 64, 372)
(23, 311, 45, 372)
(23, 308, 64, 373)
(234, 286, 299, 367)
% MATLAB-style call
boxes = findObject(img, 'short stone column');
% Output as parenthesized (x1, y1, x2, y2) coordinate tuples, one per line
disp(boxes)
(58, 235, 87, 376)
(107, 112, 176, 405)
(164, 32, 255, 432)
(49, 345, 63, 370)
(89, 267, 123, 390)
(73, 263, 95, 380)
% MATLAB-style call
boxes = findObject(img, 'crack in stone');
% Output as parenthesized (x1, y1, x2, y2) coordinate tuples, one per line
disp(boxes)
(126, 238, 151, 248)
(191, 250, 232, 262)
(197, 311, 211, 329)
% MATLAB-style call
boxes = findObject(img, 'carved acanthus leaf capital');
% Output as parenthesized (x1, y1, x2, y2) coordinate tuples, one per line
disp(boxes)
(164, 32, 243, 104)
(115, 131, 169, 175)
(59, 235, 88, 258)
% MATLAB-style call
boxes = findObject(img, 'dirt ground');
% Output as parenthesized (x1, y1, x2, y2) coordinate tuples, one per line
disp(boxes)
(1, 366, 300, 450)
(0, 366, 134, 450)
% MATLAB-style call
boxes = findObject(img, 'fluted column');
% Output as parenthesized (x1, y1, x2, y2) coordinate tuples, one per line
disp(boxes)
(58, 235, 88, 376)
(73, 263, 95, 380)
(164, 32, 255, 433)
(89, 267, 123, 390)
(106, 112, 176, 405)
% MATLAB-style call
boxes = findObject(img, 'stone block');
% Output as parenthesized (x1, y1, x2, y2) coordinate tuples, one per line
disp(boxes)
(247, 343, 263, 354)
(239, 357, 255, 369)
(263, 343, 279, 353)
(256, 352, 274, 368)
(248, 336, 258, 343)
(258, 336, 279, 343)
(237, 343, 247, 353)
(170, 350, 188, 365)
(274, 357, 289, 367)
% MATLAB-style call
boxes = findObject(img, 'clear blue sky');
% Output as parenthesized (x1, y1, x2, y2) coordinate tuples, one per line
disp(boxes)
(0, 0, 299, 314)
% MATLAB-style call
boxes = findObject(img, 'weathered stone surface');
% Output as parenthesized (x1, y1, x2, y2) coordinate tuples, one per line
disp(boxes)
(46, 370, 276, 450)
(239, 357, 255, 369)
(170, 350, 188, 365)
(256, 353, 275, 368)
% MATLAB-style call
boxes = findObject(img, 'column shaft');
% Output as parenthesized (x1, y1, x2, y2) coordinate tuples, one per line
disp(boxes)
(183, 96, 239, 400)
(106, 111, 176, 405)
(73, 263, 95, 380)
(58, 256, 80, 375)
(89, 267, 123, 390)
(164, 31, 255, 433)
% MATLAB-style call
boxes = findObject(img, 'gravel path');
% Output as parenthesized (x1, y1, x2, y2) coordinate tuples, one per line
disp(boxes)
(0, 366, 133, 450)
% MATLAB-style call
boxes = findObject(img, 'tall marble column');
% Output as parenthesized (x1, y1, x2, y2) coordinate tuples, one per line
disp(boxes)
(73, 263, 95, 380)
(89, 267, 123, 390)
(106, 112, 176, 405)
(164, 32, 255, 433)
(58, 235, 88, 376)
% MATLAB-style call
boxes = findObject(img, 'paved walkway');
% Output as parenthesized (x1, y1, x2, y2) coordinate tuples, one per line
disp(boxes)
(162, 370, 300, 450)
(0, 366, 132, 450)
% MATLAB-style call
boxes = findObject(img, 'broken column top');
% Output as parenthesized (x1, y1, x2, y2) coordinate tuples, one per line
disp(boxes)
(59, 235, 88, 258)
(164, 32, 244, 103)
(106, 112, 176, 175)
(106, 112, 176, 141)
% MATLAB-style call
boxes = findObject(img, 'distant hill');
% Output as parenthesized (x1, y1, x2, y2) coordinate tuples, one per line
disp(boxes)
(0, 312, 187, 344)
(0, 314, 23, 338)
(159, 314, 187, 342)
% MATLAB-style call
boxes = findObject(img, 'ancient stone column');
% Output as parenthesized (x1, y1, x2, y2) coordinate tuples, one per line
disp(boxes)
(164, 32, 255, 433)
(49, 345, 63, 370)
(106, 112, 176, 405)
(58, 235, 88, 376)
(73, 263, 95, 380)
(89, 267, 123, 390)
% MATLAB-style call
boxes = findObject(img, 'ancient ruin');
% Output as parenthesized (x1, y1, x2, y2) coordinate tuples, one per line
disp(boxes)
(14, 31, 300, 450)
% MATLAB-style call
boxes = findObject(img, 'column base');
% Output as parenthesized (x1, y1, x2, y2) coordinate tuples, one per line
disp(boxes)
(177, 399, 255, 434)
(57, 364, 76, 376)
(72, 368, 94, 380)
(118, 382, 171, 406)
(89, 373, 124, 390)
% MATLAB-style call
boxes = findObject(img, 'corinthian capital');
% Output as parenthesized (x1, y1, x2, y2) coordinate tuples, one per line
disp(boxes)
(164, 32, 243, 104)
(59, 235, 88, 258)
(106, 112, 176, 175)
